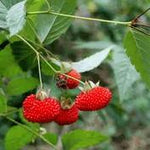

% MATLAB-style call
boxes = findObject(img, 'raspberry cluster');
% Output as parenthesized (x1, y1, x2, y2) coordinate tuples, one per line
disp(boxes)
(23, 69, 112, 125)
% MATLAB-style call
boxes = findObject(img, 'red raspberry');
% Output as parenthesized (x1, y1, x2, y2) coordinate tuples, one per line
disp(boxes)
(75, 86, 112, 111)
(23, 94, 60, 123)
(56, 69, 81, 89)
(54, 104, 79, 125)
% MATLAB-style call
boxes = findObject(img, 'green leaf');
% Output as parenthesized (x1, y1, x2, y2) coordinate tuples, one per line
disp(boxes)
(0, 94, 7, 114)
(6, 77, 38, 96)
(112, 47, 139, 101)
(43, 133, 58, 145)
(74, 41, 113, 50)
(7, 106, 18, 114)
(62, 129, 109, 150)
(26, 0, 45, 12)
(5, 125, 34, 150)
(0, 31, 8, 43)
(19, 0, 46, 42)
(11, 41, 37, 71)
(27, 0, 77, 44)
(0, 0, 24, 29)
(72, 46, 113, 73)
(0, 1, 8, 29)
(0, 45, 23, 77)
(6, 0, 26, 36)
(0, 0, 23, 9)
(124, 30, 150, 88)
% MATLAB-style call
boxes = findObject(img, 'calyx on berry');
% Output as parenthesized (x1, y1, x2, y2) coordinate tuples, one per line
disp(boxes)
(54, 98, 79, 125)
(75, 82, 112, 111)
(78, 80, 100, 92)
(60, 97, 74, 110)
(23, 94, 60, 123)
(36, 89, 49, 100)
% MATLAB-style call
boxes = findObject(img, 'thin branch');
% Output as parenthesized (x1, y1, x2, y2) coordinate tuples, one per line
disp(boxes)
(16, 35, 38, 54)
(134, 23, 150, 28)
(135, 7, 150, 20)
(40, 54, 58, 73)
(25, 38, 58, 59)
(16, 35, 85, 85)
(37, 53, 43, 89)
(27, 11, 131, 26)
(130, 26, 150, 36)
(131, 8, 150, 26)
(5, 116, 58, 150)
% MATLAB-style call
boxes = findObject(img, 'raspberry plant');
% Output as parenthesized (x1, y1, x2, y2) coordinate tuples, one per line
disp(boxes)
(0, 0, 150, 150)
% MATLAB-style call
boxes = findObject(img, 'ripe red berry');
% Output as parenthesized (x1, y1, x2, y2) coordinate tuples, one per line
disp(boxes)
(56, 69, 81, 89)
(75, 86, 112, 111)
(54, 104, 79, 125)
(23, 94, 60, 123)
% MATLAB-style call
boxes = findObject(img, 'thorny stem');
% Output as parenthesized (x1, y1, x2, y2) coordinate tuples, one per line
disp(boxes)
(16, 35, 85, 85)
(37, 53, 43, 89)
(4, 116, 58, 150)
(27, 11, 131, 26)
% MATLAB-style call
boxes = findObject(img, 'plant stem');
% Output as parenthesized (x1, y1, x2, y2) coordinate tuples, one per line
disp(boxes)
(27, 11, 131, 26)
(16, 35, 58, 73)
(22, 36, 58, 59)
(134, 7, 150, 20)
(16, 35, 38, 54)
(16, 35, 85, 86)
(37, 53, 43, 89)
(4, 116, 58, 150)
(40, 55, 85, 85)
(40, 54, 58, 73)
